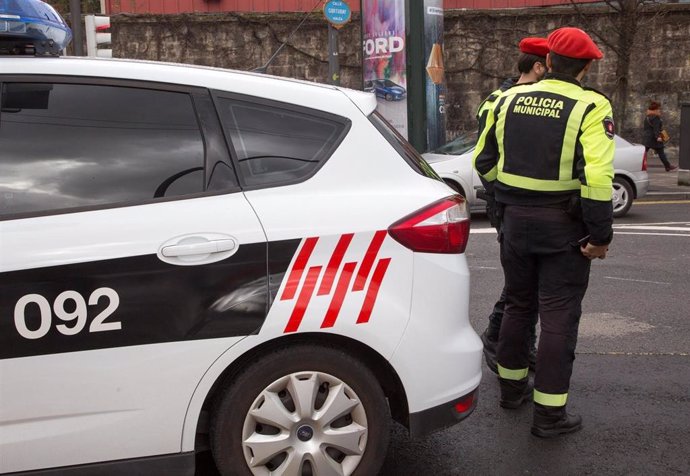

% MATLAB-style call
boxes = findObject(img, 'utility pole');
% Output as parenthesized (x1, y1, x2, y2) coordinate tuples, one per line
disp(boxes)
(328, 24, 340, 86)
(70, 0, 84, 56)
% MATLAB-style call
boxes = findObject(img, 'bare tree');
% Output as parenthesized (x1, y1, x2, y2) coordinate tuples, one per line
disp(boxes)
(569, 0, 666, 131)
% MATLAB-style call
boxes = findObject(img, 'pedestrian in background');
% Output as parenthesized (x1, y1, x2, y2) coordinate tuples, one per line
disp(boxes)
(473, 27, 614, 438)
(476, 37, 550, 375)
(643, 101, 677, 172)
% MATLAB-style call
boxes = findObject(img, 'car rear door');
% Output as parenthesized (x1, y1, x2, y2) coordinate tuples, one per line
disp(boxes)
(0, 78, 267, 472)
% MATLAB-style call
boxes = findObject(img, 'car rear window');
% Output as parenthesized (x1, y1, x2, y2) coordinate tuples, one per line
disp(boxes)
(215, 96, 349, 188)
(368, 111, 441, 180)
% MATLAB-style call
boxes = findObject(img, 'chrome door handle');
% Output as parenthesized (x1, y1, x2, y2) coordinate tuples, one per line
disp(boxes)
(162, 239, 236, 257)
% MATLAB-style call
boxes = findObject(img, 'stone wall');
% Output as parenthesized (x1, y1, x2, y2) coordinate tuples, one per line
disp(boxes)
(112, 5, 690, 147)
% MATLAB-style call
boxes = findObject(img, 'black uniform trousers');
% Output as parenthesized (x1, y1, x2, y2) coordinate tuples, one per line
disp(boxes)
(497, 204, 591, 401)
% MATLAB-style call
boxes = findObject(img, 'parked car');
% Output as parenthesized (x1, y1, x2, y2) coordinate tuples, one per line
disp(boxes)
(425, 133, 649, 218)
(364, 78, 407, 101)
(0, 32, 482, 476)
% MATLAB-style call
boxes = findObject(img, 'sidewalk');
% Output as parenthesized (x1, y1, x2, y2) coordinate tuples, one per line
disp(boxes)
(639, 153, 690, 201)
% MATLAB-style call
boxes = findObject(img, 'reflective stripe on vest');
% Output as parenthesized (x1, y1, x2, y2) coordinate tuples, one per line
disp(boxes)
(495, 91, 589, 193)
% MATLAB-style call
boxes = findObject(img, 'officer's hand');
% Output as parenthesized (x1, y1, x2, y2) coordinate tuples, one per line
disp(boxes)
(581, 243, 609, 260)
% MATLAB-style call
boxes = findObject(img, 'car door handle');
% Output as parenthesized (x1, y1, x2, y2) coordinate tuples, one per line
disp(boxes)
(162, 239, 236, 257)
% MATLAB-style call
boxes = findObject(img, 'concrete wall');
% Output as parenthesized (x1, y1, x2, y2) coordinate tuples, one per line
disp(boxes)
(112, 4, 690, 147)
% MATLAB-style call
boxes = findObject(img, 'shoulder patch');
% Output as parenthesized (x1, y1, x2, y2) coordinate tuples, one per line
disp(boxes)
(603, 117, 615, 139)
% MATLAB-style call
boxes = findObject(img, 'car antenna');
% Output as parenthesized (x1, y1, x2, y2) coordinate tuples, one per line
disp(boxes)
(251, 0, 325, 74)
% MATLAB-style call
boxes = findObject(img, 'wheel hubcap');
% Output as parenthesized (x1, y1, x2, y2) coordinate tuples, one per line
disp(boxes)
(612, 183, 627, 211)
(241, 371, 368, 476)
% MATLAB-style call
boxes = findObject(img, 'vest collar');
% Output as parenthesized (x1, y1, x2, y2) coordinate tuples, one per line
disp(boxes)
(544, 72, 582, 87)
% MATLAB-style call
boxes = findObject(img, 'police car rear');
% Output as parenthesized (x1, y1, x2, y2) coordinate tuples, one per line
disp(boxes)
(0, 22, 481, 476)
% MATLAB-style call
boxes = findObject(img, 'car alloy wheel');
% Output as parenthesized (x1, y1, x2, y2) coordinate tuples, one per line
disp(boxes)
(612, 177, 633, 218)
(242, 371, 368, 475)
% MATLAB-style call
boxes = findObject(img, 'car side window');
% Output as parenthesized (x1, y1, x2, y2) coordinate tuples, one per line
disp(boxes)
(215, 97, 348, 187)
(0, 82, 206, 218)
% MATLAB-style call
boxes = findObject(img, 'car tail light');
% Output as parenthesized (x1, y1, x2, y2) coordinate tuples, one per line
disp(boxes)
(388, 195, 470, 254)
(642, 149, 648, 171)
(454, 391, 476, 414)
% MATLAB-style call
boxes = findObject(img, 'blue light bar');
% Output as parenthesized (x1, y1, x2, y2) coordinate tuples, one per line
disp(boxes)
(0, 0, 73, 55)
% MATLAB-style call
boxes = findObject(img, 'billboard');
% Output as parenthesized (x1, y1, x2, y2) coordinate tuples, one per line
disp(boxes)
(361, 0, 408, 138)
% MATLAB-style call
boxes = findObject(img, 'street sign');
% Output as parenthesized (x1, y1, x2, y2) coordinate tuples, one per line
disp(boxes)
(323, 1, 351, 29)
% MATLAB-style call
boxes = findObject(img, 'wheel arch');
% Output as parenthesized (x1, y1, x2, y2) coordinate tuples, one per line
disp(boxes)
(187, 333, 409, 451)
(441, 176, 467, 199)
(614, 172, 637, 198)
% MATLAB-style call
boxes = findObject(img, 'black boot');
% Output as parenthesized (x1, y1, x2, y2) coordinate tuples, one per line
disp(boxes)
(499, 377, 532, 409)
(481, 328, 498, 375)
(531, 403, 582, 438)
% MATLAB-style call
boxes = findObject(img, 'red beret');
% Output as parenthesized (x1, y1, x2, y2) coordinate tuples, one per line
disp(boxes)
(519, 37, 549, 57)
(547, 27, 603, 60)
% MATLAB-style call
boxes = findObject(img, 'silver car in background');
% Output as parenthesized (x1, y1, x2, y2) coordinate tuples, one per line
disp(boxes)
(424, 133, 649, 218)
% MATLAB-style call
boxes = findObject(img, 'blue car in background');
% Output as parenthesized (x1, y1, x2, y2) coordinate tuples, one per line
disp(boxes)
(0, 0, 72, 55)
(364, 79, 407, 101)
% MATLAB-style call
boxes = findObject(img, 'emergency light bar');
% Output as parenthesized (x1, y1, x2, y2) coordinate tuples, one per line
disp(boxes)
(0, 0, 72, 56)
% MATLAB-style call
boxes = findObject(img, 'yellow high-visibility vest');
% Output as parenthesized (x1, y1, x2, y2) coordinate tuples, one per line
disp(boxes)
(473, 75, 615, 203)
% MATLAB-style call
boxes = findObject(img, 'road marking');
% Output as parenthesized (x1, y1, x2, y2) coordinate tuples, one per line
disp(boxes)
(604, 276, 670, 285)
(578, 351, 689, 356)
(614, 225, 690, 232)
(472, 222, 690, 236)
(636, 200, 690, 205)
(616, 221, 690, 226)
(614, 232, 690, 237)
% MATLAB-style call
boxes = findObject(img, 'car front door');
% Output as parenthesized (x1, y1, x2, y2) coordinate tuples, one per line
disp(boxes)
(0, 78, 267, 472)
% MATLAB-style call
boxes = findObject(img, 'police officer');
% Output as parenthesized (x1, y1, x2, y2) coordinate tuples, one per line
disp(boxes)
(476, 37, 549, 375)
(473, 27, 614, 437)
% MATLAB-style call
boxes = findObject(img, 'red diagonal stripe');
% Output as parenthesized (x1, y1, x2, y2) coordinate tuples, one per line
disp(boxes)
(353, 230, 387, 291)
(356, 258, 391, 324)
(321, 262, 357, 329)
(284, 266, 322, 333)
(281, 237, 319, 301)
(317, 233, 354, 296)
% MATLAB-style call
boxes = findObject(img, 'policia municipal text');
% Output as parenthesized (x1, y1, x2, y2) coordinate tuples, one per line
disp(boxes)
(473, 27, 614, 438)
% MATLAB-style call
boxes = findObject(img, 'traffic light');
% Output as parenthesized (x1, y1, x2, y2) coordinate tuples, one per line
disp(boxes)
(85, 15, 111, 58)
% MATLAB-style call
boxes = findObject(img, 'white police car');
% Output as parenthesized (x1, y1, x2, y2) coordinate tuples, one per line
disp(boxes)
(0, 30, 482, 476)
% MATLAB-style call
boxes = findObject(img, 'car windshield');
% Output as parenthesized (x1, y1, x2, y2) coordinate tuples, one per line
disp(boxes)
(381, 80, 398, 87)
(432, 133, 478, 156)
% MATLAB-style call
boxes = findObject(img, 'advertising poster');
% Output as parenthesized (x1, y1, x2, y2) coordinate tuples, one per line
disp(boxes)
(362, 0, 408, 138)
(424, 0, 446, 150)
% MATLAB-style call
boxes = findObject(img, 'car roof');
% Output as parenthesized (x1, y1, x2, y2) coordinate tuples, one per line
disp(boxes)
(0, 56, 377, 115)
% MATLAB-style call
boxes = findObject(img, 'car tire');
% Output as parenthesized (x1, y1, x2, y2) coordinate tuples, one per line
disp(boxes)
(612, 176, 634, 218)
(385, 93, 393, 101)
(210, 345, 391, 476)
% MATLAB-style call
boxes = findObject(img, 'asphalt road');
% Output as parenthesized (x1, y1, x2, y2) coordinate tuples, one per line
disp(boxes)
(380, 200, 690, 475)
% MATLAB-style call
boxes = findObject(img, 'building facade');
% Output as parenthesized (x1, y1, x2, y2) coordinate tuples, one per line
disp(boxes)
(105, 0, 599, 14)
